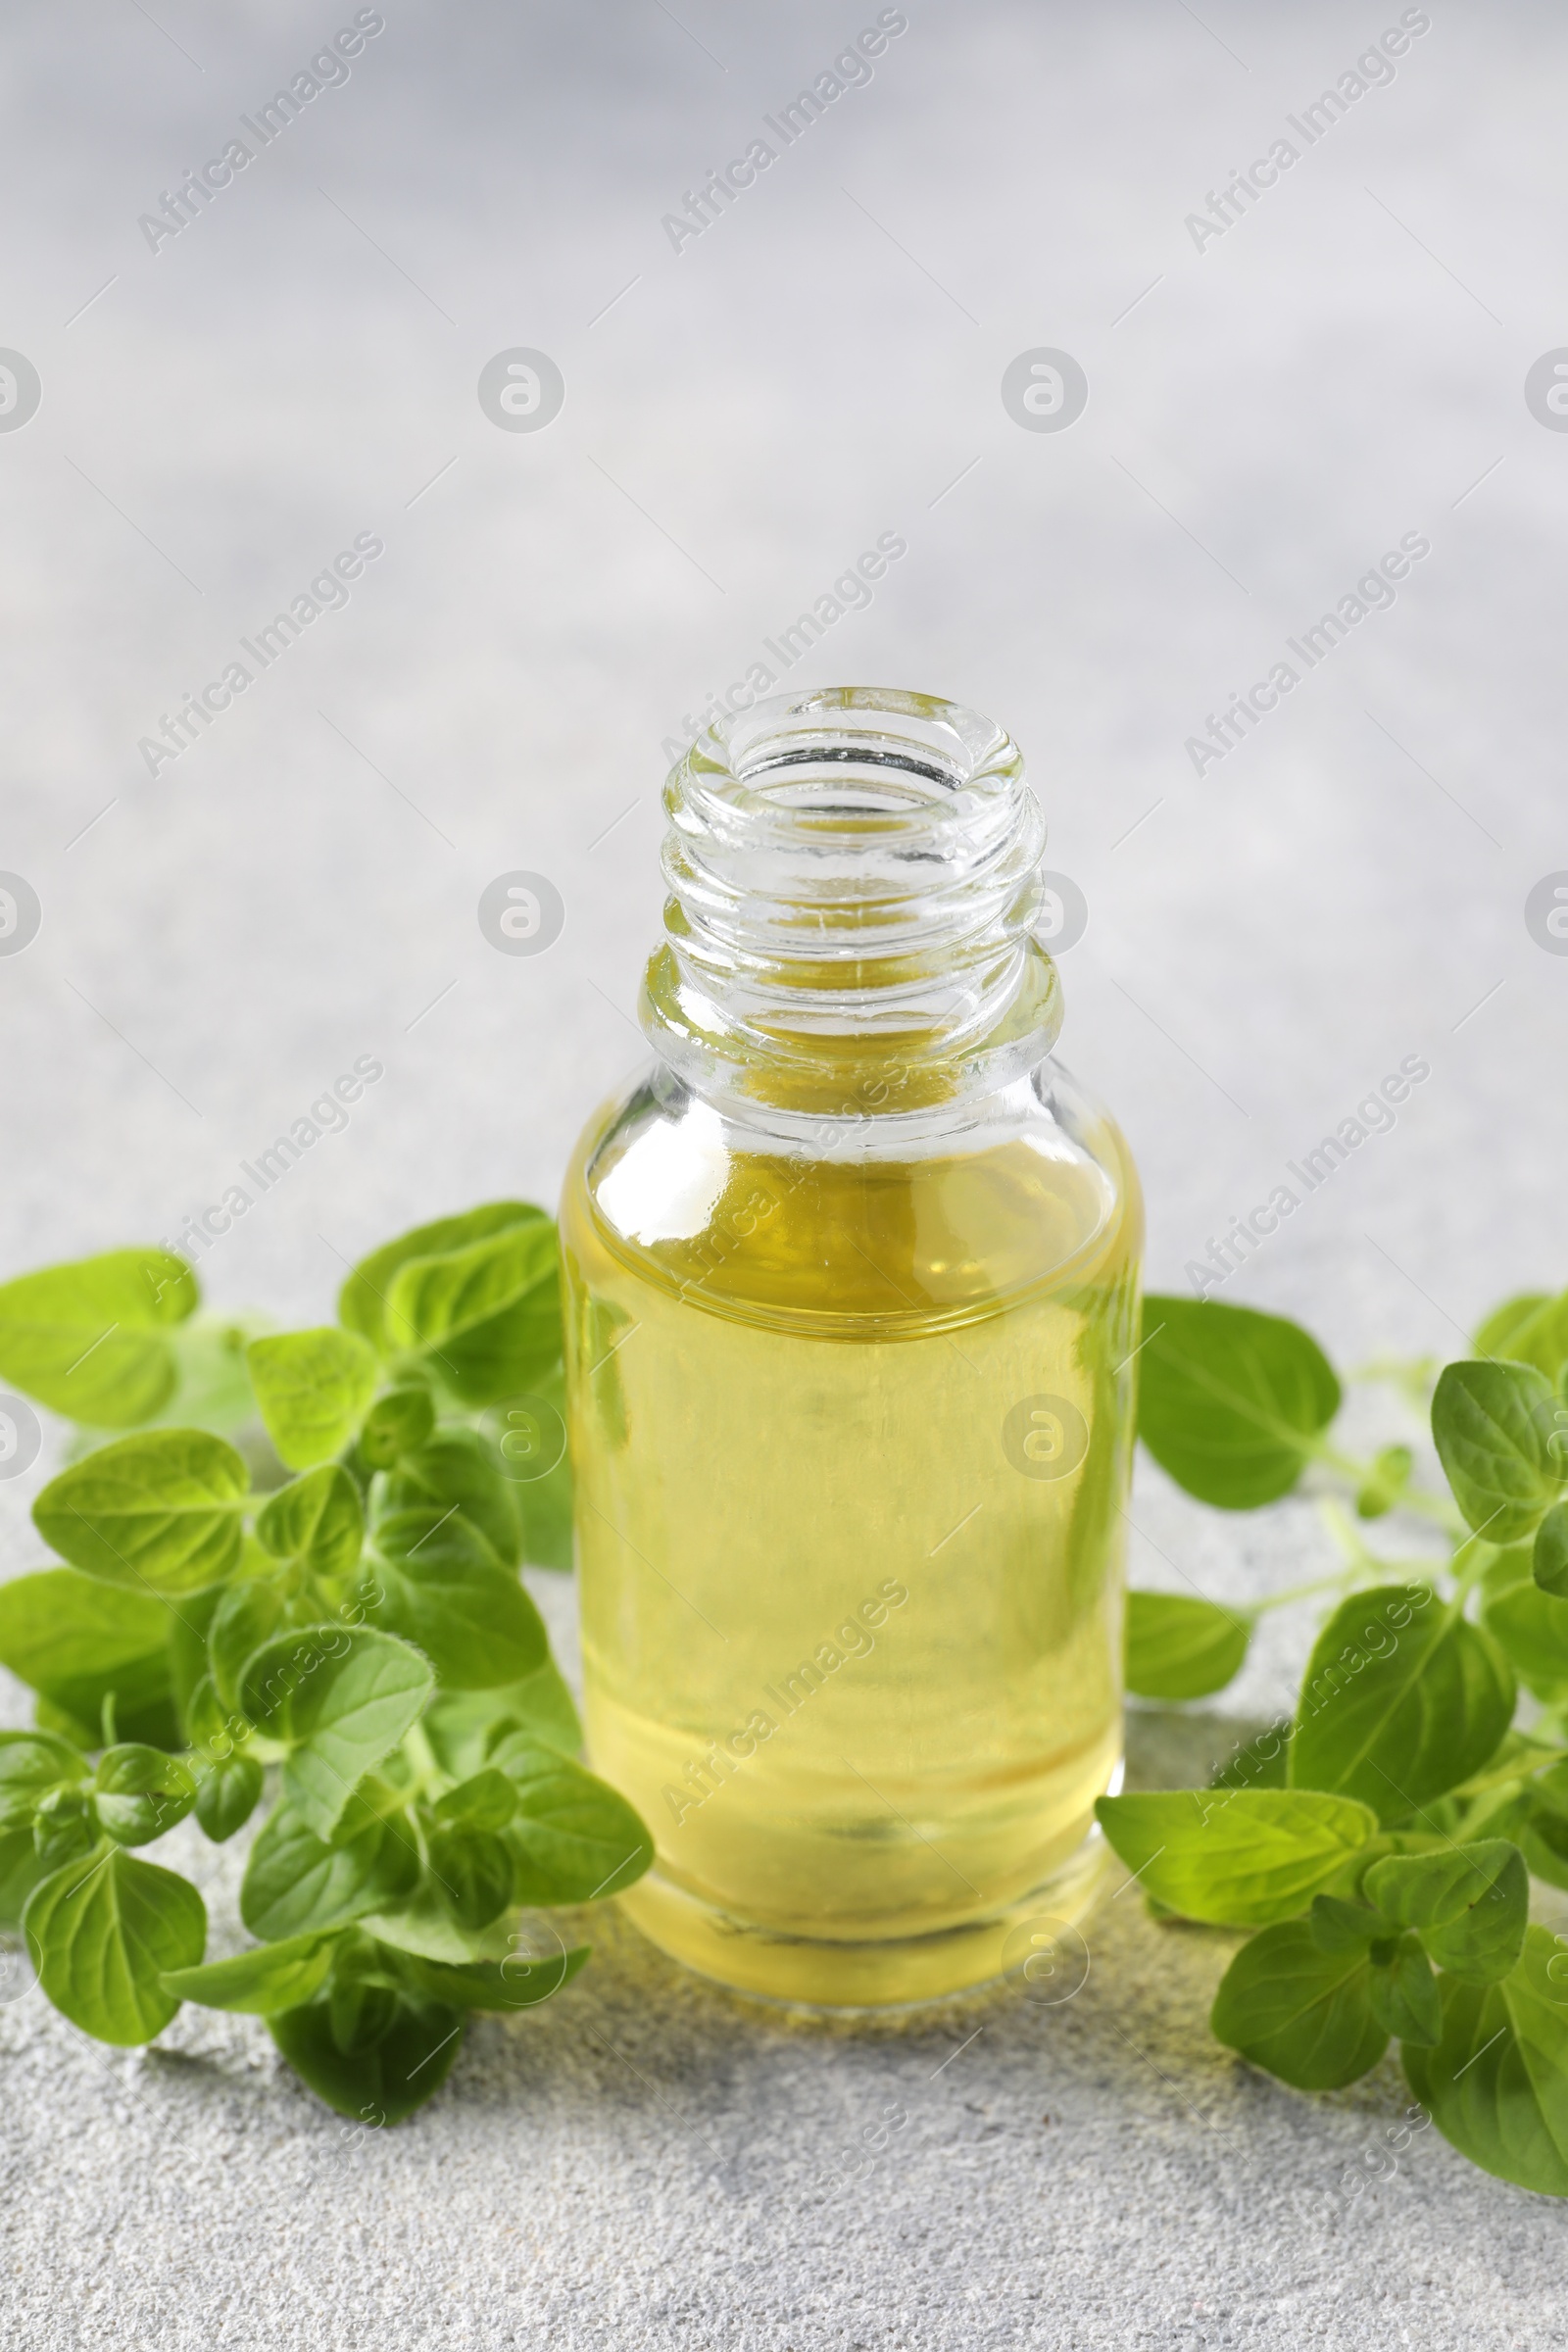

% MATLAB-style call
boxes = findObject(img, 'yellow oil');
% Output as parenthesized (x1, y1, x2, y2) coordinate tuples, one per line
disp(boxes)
(560, 1099, 1142, 2006)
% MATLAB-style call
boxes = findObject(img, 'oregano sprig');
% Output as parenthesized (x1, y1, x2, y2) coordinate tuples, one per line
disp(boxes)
(0, 1206, 650, 2124)
(1112, 1287, 1568, 2198)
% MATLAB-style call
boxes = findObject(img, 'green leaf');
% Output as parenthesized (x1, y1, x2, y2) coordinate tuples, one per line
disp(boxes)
(1308, 1891, 1394, 1955)
(366, 1511, 547, 1690)
(1478, 1546, 1568, 1702)
(241, 1796, 419, 1940)
(1125, 1592, 1250, 1700)
(207, 1569, 291, 1712)
(246, 1329, 379, 1472)
(164, 1931, 336, 2014)
(385, 1219, 559, 1390)
(33, 1431, 249, 1594)
(426, 1821, 514, 1932)
(24, 1844, 205, 2044)
(241, 1629, 433, 1842)
(1534, 1502, 1568, 1599)
(1211, 1920, 1389, 2089)
(165, 1582, 222, 1735)
(1355, 1444, 1413, 1522)
(1289, 1585, 1515, 1823)
(0, 1828, 48, 1932)
(0, 1569, 175, 1747)
(431, 1768, 517, 1833)
(488, 1734, 654, 1903)
(33, 1785, 97, 1869)
(341, 1205, 561, 1407)
(1367, 1933, 1443, 2046)
(487, 1366, 574, 1570)
(0, 1730, 89, 1833)
(340, 1205, 542, 1349)
(0, 1248, 197, 1429)
(356, 1386, 436, 1470)
(422, 1663, 581, 1780)
(1521, 1804, 1568, 1893)
(194, 1753, 264, 1842)
(255, 1466, 365, 1583)
(1364, 1839, 1529, 1984)
(1404, 1927, 1568, 2196)
(400, 1942, 589, 2012)
(269, 1992, 465, 2125)
(1432, 1361, 1566, 1544)
(371, 1430, 522, 1569)
(1095, 1788, 1379, 1927)
(1475, 1290, 1568, 1382)
(1135, 1297, 1341, 1509)
(92, 1743, 197, 1846)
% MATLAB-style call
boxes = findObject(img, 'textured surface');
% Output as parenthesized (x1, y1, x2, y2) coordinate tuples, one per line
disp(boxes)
(3, 0, 1567, 2342)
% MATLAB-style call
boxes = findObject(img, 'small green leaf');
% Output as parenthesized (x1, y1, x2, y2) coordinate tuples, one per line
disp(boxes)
(33, 1431, 249, 1594)
(241, 1797, 419, 1940)
(1432, 1360, 1566, 1544)
(0, 1828, 48, 1932)
(1364, 1839, 1529, 1984)
(269, 1992, 465, 2125)
(1135, 1297, 1341, 1510)
(426, 1821, 514, 1932)
(1367, 1933, 1443, 2046)
(32, 1785, 97, 1870)
(382, 1217, 561, 1408)
(24, 1844, 206, 2044)
(356, 1386, 436, 1470)
(194, 1753, 264, 1842)
(372, 1430, 522, 1569)
(164, 1930, 336, 2014)
(498, 1366, 574, 1570)
(0, 1731, 89, 1833)
(241, 1629, 433, 1842)
(1309, 1892, 1396, 1954)
(1095, 1788, 1379, 1927)
(0, 1248, 197, 1429)
(207, 1569, 291, 1711)
(92, 1744, 197, 1847)
(255, 1466, 365, 1583)
(400, 1943, 589, 2012)
(1211, 1920, 1388, 2089)
(1522, 1803, 1568, 1893)
(1534, 1502, 1568, 1599)
(1475, 1290, 1568, 1382)
(0, 1570, 175, 1748)
(1355, 1444, 1413, 1521)
(339, 1204, 542, 1351)
(1478, 1546, 1568, 1702)
(432, 1769, 516, 1833)
(1404, 1927, 1568, 2196)
(366, 1511, 547, 1690)
(488, 1733, 655, 1903)
(246, 1329, 380, 1472)
(423, 1664, 582, 1780)
(1125, 1592, 1250, 1700)
(1289, 1586, 1515, 1823)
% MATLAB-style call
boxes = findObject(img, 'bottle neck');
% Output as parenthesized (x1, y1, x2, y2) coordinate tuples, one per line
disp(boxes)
(640, 687, 1063, 1124)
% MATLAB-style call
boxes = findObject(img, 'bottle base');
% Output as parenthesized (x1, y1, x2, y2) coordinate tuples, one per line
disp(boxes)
(614, 1826, 1114, 2011)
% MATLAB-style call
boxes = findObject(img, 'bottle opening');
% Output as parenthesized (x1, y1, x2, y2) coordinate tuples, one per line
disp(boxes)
(644, 687, 1062, 1115)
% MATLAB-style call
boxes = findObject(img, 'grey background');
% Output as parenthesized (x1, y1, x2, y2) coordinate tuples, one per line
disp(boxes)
(1, 1, 1565, 2343)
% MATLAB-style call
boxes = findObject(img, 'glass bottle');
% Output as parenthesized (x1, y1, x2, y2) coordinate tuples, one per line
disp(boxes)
(559, 687, 1142, 2006)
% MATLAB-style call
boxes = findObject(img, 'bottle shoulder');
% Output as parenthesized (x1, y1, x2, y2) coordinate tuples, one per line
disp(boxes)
(561, 1061, 1142, 1336)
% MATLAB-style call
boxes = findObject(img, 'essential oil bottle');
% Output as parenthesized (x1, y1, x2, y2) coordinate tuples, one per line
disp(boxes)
(560, 687, 1143, 2005)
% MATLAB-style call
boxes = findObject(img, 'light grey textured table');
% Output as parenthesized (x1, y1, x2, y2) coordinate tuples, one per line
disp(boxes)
(3, 1, 1566, 2342)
